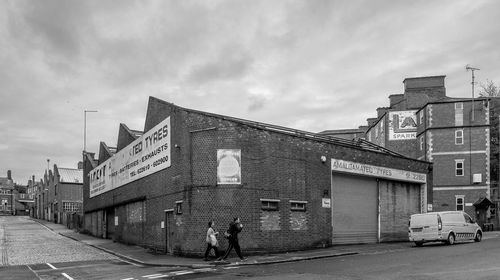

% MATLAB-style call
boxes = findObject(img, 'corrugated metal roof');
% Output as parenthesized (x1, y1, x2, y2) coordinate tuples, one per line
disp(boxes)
(58, 168, 83, 184)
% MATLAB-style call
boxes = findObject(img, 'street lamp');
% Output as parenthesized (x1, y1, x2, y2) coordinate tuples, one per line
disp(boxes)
(84, 110, 98, 153)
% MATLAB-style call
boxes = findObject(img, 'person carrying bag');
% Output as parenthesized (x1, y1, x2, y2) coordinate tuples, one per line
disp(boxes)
(204, 221, 220, 261)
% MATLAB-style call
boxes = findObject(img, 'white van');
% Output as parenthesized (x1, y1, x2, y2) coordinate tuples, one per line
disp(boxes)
(408, 211, 482, 246)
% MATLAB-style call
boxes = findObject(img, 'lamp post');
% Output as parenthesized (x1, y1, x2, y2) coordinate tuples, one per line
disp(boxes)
(84, 110, 98, 153)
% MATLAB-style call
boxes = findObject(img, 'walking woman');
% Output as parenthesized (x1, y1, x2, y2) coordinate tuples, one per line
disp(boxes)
(204, 221, 220, 261)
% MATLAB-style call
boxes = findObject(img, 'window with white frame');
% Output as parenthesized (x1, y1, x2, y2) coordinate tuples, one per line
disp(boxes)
(261, 199, 279, 211)
(455, 102, 463, 126)
(290, 200, 307, 212)
(176, 201, 183, 215)
(63, 201, 81, 212)
(455, 129, 464, 145)
(455, 159, 464, 176)
(456, 196, 464, 211)
(419, 135, 424, 151)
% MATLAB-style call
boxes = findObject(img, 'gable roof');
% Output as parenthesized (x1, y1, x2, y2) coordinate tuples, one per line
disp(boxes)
(58, 168, 83, 184)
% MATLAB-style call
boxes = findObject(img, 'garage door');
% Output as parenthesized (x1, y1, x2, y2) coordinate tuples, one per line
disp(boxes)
(378, 180, 421, 241)
(332, 174, 378, 244)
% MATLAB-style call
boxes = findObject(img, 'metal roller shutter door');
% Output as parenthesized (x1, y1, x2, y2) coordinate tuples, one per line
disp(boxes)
(332, 174, 378, 244)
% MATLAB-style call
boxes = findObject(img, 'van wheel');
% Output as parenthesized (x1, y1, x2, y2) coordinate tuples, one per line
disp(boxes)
(446, 233, 455, 245)
(414, 242, 423, 247)
(474, 232, 482, 242)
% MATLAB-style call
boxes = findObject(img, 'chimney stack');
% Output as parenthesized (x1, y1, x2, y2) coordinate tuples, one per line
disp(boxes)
(7, 170, 12, 180)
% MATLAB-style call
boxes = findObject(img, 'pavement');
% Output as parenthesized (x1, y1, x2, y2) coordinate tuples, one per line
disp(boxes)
(32, 218, 500, 269)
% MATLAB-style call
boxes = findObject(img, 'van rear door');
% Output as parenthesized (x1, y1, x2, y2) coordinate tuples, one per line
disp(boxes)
(411, 214, 439, 240)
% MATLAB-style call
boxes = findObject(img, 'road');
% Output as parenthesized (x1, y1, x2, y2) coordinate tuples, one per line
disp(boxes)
(1, 216, 499, 279)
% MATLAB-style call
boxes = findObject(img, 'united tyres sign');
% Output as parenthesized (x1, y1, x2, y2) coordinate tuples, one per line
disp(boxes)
(89, 117, 171, 198)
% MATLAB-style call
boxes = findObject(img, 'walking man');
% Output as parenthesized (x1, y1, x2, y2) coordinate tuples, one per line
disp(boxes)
(219, 217, 245, 261)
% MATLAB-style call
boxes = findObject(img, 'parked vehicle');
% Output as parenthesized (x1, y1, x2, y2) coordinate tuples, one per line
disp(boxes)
(408, 211, 482, 247)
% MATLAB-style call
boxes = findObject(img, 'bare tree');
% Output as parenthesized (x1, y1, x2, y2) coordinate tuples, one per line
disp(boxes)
(478, 79, 500, 97)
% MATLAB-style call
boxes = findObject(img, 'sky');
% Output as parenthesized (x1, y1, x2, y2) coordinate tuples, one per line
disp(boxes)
(1, 0, 499, 184)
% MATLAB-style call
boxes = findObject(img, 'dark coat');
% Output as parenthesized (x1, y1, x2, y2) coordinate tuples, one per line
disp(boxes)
(227, 221, 242, 241)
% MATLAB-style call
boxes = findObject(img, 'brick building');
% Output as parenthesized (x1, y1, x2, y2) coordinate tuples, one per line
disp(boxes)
(83, 97, 432, 256)
(0, 170, 14, 215)
(43, 165, 83, 224)
(361, 75, 499, 228)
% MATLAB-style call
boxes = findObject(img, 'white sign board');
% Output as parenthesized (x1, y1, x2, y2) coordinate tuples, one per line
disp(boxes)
(322, 198, 331, 208)
(388, 110, 417, 140)
(89, 117, 171, 198)
(331, 158, 427, 184)
(217, 149, 241, 184)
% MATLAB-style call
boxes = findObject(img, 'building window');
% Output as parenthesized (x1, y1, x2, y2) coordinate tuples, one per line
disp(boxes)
(290, 200, 307, 212)
(419, 135, 424, 151)
(419, 110, 424, 125)
(455, 102, 463, 126)
(455, 159, 464, 176)
(261, 199, 279, 211)
(455, 129, 464, 145)
(175, 201, 183, 215)
(456, 196, 464, 211)
(62, 201, 81, 212)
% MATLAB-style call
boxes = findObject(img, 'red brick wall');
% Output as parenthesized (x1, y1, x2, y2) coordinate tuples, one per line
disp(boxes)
(83, 98, 432, 255)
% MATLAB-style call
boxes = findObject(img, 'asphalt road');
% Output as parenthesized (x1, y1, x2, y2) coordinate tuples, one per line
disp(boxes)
(1, 216, 499, 279)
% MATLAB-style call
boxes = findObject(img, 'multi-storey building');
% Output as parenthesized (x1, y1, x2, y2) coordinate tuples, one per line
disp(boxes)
(43, 164, 83, 224)
(360, 75, 499, 228)
(415, 98, 499, 226)
(0, 170, 14, 215)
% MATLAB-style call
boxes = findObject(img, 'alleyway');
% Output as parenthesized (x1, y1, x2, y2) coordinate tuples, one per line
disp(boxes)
(0, 216, 115, 266)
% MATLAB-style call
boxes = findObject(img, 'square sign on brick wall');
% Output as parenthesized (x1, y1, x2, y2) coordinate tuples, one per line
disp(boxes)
(217, 149, 241, 184)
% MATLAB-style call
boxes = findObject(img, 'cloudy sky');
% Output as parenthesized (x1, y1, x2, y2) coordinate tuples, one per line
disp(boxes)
(1, 0, 499, 183)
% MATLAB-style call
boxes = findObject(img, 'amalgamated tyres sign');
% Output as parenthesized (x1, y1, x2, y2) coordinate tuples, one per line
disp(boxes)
(89, 117, 171, 198)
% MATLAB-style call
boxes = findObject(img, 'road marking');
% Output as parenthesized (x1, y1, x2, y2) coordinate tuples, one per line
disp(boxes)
(223, 266, 240, 270)
(142, 274, 164, 278)
(171, 270, 194, 275)
(120, 278, 135, 280)
(147, 275, 169, 279)
(62, 273, 75, 280)
(46, 263, 57, 270)
(193, 268, 215, 272)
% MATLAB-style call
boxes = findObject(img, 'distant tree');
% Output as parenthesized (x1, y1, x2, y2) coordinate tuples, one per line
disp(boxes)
(478, 79, 500, 97)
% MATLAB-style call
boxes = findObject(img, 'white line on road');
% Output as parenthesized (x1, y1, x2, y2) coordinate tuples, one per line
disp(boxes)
(142, 274, 163, 278)
(171, 270, 194, 275)
(62, 273, 75, 280)
(46, 263, 57, 270)
(147, 275, 170, 279)
(223, 266, 240, 270)
(120, 278, 136, 280)
(193, 268, 215, 272)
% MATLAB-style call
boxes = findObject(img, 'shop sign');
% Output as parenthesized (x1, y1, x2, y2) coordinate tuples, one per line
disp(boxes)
(89, 117, 171, 198)
(217, 149, 241, 184)
(388, 110, 417, 140)
(331, 158, 426, 184)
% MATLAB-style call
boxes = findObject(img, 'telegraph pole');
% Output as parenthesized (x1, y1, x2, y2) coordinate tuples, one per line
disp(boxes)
(466, 65, 480, 122)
